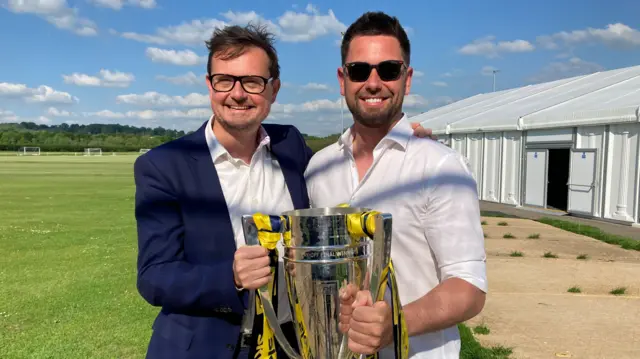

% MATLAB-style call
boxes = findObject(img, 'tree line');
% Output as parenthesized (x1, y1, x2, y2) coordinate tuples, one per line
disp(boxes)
(0, 122, 339, 153)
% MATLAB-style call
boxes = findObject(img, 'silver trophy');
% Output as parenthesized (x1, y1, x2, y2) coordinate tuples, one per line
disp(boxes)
(241, 206, 401, 359)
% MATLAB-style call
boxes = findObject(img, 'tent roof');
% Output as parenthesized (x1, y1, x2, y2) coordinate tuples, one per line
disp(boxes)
(411, 65, 640, 135)
(521, 68, 640, 129)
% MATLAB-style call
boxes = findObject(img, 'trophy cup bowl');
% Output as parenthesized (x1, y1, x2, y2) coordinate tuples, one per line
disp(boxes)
(242, 206, 394, 359)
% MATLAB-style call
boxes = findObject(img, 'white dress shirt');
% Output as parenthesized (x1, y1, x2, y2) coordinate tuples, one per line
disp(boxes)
(204, 116, 293, 324)
(304, 115, 488, 359)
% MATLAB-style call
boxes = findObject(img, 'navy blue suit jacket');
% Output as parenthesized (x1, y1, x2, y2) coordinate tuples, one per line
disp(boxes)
(133, 121, 312, 359)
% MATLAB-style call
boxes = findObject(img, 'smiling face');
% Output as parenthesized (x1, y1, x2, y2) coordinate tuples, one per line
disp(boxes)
(206, 45, 280, 132)
(338, 35, 413, 128)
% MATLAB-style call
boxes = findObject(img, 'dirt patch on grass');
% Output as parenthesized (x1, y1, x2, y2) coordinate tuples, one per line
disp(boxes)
(469, 217, 640, 358)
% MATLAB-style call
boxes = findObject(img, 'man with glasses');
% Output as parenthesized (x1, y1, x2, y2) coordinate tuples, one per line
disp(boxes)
(133, 23, 434, 359)
(305, 12, 488, 358)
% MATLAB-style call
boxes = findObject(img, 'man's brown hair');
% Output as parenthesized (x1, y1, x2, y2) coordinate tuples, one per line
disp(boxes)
(205, 23, 280, 79)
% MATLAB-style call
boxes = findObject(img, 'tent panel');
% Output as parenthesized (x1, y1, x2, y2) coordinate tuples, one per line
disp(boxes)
(501, 132, 522, 205)
(466, 134, 484, 197)
(482, 133, 501, 202)
(603, 123, 639, 222)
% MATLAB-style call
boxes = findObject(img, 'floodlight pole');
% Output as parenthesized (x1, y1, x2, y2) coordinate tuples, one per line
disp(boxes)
(340, 31, 345, 134)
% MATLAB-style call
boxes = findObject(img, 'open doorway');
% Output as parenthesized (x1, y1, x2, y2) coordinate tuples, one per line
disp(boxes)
(546, 148, 570, 211)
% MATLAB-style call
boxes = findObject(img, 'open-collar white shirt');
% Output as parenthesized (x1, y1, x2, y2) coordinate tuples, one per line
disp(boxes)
(204, 115, 293, 324)
(304, 114, 488, 358)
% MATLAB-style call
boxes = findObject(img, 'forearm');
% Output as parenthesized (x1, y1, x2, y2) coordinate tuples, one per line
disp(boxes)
(402, 278, 486, 336)
(137, 258, 246, 315)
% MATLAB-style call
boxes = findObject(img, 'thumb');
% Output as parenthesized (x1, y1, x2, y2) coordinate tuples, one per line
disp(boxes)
(373, 300, 388, 310)
(352, 290, 373, 308)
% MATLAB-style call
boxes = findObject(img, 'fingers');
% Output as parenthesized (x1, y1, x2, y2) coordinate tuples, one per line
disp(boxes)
(235, 245, 269, 259)
(347, 327, 383, 354)
(233, 246, 272, 290)
(347, 300, 391, 355)
(351, 302, 386, 324)
(338, 283, 358, 333)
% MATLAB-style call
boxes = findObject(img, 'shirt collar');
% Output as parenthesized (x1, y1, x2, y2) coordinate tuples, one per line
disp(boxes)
(338, 113, 412, 152)
(204, 115, 271, 163)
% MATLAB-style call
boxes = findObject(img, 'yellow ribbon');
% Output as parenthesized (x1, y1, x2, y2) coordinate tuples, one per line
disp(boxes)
(252, 213, 283, 359)
(344, 210, 410, 359)
(251, 213, 311, 359)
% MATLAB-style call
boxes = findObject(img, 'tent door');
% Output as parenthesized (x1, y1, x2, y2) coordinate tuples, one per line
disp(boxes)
(524, 149, 548, 207)
(567, 149, 597, 215)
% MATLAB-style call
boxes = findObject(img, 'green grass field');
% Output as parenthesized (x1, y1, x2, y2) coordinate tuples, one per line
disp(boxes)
(0, 155, 509, 358)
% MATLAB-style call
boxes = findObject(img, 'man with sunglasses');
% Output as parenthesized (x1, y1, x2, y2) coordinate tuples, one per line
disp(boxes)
(133, 23, 435, 359)
(305, 12, 488, 358)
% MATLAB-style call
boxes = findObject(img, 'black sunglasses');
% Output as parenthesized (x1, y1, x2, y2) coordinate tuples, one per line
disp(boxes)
(208, 74, 272, 94)
(344, 60, 405, 82)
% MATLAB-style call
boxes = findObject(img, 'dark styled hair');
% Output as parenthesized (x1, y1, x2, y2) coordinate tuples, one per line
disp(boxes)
(340, 12, 410, 65)
(205, 23, 280, 79)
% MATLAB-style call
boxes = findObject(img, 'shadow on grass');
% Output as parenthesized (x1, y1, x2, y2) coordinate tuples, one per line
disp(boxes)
(537, 217, 640, 251)
(480, 211, 520, 219)
(481, 211, 640, 251)
(459, 324, 513, 359)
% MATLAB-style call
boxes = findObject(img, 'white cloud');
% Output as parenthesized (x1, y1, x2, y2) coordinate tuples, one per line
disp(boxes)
(116, 91, 209, 107)
(441, 69, 463, 78)
(431, 81, 448, 87)
(458, 36, 534, 58)
(0, 109, 19, 122)
(527, 57, 604, 83)
(47, 107, 76, 116)
(413, 70, 425, 77)
(300, 82, 332, 91)
(145, 47, 207, 66)
(537, 23, 640, 50)
(0, 82, 78, 104)
(115, 4, 346, 46)
(0, 110, 51, 124)
(62, 69, 135, 87)
(156, 72, 203, 86)
(6, 0, 98, 36)
(89, 0, 156, 10)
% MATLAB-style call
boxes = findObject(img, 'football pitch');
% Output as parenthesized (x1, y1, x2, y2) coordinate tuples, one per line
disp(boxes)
(1, 154, 155, 358)
(0, 154, 509, 359)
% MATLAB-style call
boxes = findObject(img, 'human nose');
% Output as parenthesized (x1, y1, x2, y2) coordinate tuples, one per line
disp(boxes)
(364, 68, 382, 92)
(230, 79, 248, 101)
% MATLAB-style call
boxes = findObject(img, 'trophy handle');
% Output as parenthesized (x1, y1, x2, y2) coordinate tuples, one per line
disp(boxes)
(241, 215, 302, 359)
(368, 213, 393, 302)
(344, 211, 408, 359)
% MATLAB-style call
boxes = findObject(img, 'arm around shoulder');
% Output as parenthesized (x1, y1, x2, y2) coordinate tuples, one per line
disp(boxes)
(134, 155, 245, 315)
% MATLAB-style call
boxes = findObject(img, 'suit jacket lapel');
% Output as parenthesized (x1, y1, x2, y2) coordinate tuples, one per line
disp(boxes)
(185, 122, 236, 252)
(266, 127, 310, 210)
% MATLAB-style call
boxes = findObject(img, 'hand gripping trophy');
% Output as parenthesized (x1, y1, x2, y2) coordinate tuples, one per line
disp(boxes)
(241, 206, 409, 359)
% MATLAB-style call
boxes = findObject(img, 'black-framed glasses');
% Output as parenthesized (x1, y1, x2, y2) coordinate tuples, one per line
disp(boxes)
(344, 60, 405, 82)
(208, 74, 271, 94)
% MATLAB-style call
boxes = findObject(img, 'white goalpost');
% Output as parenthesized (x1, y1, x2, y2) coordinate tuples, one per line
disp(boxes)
(84, 148, 103, 156)
(17, 147, 41, 156)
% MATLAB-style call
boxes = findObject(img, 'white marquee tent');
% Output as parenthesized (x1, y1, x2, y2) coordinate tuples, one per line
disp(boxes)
(410, 64, 640, 226)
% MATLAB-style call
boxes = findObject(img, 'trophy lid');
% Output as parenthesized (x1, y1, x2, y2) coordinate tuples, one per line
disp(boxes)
(282, 206, 371, 218)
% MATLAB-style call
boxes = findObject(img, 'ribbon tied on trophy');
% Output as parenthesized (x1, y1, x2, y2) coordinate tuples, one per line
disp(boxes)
(242, 207, 409, 359)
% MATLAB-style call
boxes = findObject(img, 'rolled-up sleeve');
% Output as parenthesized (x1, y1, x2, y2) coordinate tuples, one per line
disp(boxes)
(421, 152, 488, 293)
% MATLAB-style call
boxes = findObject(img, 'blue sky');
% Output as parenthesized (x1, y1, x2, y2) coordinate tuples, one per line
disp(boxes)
(1, 0, 640, 136)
